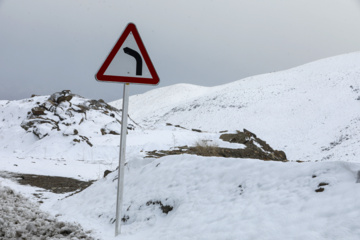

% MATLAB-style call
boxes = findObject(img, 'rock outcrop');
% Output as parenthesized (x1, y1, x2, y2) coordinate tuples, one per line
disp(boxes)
(146, 129, 287, 161)
(21, 90, 135, 145)
(219, 129, 287, 161)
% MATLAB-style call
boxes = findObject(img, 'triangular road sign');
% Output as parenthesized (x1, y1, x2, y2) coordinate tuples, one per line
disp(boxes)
(95, 23, 160, 85)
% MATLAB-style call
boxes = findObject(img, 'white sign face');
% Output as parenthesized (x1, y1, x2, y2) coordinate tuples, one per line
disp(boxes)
(104, 32, 151, 79)
(95, 23, 159, 85)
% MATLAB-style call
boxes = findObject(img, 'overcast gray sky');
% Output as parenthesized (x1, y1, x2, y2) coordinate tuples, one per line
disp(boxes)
(1, 0, 360, 102)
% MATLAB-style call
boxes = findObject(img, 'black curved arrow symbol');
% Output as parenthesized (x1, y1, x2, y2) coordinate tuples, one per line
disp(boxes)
(123, 47, 143, 76)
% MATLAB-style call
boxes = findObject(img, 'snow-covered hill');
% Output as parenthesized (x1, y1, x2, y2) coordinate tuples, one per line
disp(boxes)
(111, 51, 360, 162)
(0, 91, 133, 180)
(55, 156, 360, 240)
(1, 52, 360, 240)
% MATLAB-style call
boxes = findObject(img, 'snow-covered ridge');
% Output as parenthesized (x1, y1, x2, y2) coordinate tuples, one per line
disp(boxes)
(111, 83, 214, 124)
(0, 52, 359, 167)
(111, 51, 360, 162)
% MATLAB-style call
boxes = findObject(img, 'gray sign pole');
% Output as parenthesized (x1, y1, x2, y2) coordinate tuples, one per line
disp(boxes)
(115, 83, 130, 236)
(95, 23, 159, 237)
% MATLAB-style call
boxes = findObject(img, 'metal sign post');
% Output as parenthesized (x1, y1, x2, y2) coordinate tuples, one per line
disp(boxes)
(95, 23, 159, 237)
(115, 83, 130, 236)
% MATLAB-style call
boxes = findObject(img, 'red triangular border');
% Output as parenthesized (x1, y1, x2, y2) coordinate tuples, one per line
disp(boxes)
(95, 23, 160, 85)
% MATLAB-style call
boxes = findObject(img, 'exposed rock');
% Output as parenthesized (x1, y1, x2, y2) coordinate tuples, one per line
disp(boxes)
(63, 128, 79, 137)
(174, 124, 187, 130)
(146, 129, 287, 161)
(57, 95, 73, 104)
(72, 137, 93, 147)
(88, 99, 118, 112)
(192, 128, 202, 133)
(101, 120, 134, 135)
(273, 150, 287, 160)
(49, 90, 72, 103)
(100, 128, 106, 135)
(315, 183, 329, 193)
(244, 128, 257, 138)
(21, 118, 60, 139)
(220, 129, 287, 161)
(100, 129, 120, 135)
(220, 129, 256, 144)
(146, 200, 174, 214)
(100, 121, 121, 135)
(20, 90, 136, 143)
(31, 107, 46, 116)
(86, 141, 93, 147)
(103, 170, 113, 178)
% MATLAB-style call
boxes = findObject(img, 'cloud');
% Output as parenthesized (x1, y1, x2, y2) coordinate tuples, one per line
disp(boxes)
(1, 0, 360, 102)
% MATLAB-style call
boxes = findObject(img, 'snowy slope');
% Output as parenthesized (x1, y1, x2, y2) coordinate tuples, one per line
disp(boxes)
(112, 51, 360, 162)
(54, 156, 360, 240)
(115, 83, 212, 125)
(1, 52, 360, 240)
(51, 52, 360, 240)
(0, 92, 130, 180)
(0, 185, 94, 239)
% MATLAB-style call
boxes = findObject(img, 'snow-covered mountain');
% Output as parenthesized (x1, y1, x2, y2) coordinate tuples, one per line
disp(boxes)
(1, 52, 360, 240)
(111, 51, 360, 162)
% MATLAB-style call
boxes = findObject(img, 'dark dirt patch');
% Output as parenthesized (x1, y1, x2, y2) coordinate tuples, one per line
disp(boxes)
(318, 182, 329, 187)
(146, 200, 174, 214)
(0, 171, 94, 194)
(238, 184, 244, 195)
(315, 182, 329, 192)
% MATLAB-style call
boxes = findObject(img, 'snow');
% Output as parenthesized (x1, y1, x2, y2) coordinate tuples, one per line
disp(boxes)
(0, 184, 94, 239)
(111, 51, 360, 162)
(1, 52, 360, 239)
(54, 156, 360, 240)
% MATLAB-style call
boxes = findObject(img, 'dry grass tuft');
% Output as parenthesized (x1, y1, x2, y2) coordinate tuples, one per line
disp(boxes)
(193, 140, 221, 156)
